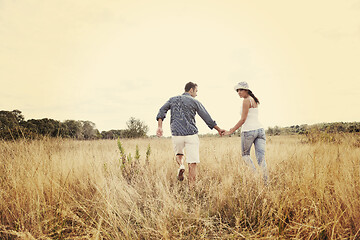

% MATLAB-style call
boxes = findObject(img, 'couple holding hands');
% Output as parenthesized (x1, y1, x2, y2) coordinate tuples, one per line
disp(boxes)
(156, 81, 268, 186)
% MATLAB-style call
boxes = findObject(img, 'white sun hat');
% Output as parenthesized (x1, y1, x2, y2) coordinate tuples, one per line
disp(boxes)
(234, 81, 250, 91)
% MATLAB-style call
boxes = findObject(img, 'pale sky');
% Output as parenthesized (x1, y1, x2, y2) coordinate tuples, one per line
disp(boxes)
(1, 0, 360, 136)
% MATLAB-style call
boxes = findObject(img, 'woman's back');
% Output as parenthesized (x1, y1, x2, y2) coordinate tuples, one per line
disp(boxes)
(241, 97, 263, 132)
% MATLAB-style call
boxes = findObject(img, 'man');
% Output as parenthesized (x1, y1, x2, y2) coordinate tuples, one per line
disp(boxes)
(156, 82, 224, 186)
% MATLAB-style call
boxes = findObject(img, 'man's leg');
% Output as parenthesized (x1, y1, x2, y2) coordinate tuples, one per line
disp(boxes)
(185, 135, 200, 187)
(176, 154, 184, 166)
(188, 163, 197, 187)
(172, 136, 186, 181)
(176, 154, 185, 181)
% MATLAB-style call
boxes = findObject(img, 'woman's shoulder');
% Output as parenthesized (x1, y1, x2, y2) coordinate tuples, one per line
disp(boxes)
(242, 98, 251, 108)
(243, 97, 251, 104)
(244, 97, 258, 108)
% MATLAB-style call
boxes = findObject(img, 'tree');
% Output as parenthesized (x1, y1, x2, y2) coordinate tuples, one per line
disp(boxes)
(0, 110, 25, 140)
(101, 129, 126, 139)
(23, 118, 61, 137)
(124, 117, 149, 138)
(62, 120, 83, 139)
(81, 121, 98, 140)
(266, 126, 281, 136)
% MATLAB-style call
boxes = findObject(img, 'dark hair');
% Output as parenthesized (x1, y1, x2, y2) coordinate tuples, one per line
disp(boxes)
(185, 82, 197, 92)
(248, 90, 260, 104)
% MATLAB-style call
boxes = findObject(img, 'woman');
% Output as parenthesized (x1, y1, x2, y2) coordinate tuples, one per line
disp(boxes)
(224, 82, 268, 183)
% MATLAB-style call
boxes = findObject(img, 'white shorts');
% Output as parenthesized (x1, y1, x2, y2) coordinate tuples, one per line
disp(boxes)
(172, 134, 200, 164)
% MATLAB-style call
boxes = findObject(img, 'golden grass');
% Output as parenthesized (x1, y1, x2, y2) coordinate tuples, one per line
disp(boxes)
(0, 134, 359, 239)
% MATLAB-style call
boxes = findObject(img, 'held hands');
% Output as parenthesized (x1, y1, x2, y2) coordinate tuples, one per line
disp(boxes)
(223, 128, 234, 136)
(223, 131, 232, 136)
(217, 129, 226, 136)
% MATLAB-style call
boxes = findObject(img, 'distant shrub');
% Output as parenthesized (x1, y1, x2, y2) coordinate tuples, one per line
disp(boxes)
(267, 122, 360, 136)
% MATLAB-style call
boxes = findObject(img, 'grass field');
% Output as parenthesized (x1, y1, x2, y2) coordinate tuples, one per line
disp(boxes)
(0, 134, 359, 239)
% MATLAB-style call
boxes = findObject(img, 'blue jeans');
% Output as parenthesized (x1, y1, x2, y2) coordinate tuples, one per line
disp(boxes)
(241, 128, 268, 182)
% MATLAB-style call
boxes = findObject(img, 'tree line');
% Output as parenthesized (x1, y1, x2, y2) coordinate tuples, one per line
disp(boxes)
(266, 122, 360, 136)
(0, 110, 149, 140)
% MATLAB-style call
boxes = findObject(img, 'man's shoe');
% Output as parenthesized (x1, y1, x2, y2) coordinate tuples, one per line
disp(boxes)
(177, 165, 185, 181)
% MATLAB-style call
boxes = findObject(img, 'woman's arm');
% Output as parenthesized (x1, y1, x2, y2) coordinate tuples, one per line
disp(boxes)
(225, 99, 251, 135)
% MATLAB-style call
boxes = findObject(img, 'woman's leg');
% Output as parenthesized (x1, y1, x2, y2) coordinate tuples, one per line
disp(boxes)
(241, 131, 256, 171)
(254, 128, 268, 183)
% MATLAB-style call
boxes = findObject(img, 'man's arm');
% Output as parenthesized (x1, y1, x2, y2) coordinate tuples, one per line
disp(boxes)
(195, 101, 225, 136)
(157, 119, 163, 137)
(156, 100, 171, 137)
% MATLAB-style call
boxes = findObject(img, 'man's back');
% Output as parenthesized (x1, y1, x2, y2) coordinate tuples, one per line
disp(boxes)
(168, 93, 199, 136)
(156, 92, 217, 136)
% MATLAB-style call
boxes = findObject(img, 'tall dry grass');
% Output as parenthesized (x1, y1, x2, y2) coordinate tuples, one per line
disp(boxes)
(0, 134, 359, 239)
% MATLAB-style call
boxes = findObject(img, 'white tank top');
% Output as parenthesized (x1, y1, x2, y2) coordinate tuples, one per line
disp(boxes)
(241, 98, 263, 132)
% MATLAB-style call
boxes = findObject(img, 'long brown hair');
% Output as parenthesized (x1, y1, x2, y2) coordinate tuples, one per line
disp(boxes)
(248, 90, 260, 104)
